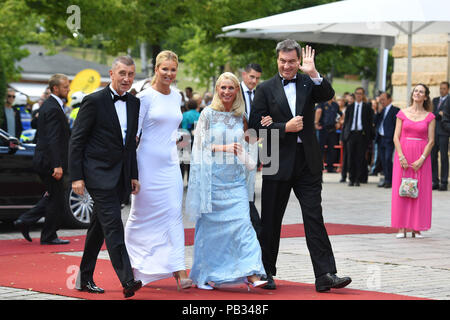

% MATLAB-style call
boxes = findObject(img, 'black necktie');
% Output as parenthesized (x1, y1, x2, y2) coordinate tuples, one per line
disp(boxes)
(247, 90, 253, 114)
(353, 103, 360, 131)
(111, 91, 127, 103)
(283, 78, 296, 86)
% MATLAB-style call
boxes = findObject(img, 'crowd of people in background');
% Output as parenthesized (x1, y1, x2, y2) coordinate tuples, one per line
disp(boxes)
(313, 82, 450, 193)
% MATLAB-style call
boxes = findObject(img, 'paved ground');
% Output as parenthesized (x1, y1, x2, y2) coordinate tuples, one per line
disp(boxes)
(1, 172, 449, 300)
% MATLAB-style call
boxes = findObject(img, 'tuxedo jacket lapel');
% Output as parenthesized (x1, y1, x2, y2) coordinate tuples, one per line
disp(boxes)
(295, 75, 307, 116)
(272, 76, 293, 119)
(103, 87, 124, 145)
(124, 97, 136, 148)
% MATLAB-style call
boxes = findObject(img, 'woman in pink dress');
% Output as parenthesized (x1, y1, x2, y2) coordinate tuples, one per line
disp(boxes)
(391, 84, 436, 238)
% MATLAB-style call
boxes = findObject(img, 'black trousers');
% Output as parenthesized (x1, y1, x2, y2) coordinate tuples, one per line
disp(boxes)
(341, 141, 349, 180)
(249, 193, 262, 239)
(19, 174, 65, 242)
(378, 136, 395, 184)
(431, 134, 449, 186)
(260, 144, 337, 279)
(78, 181, 134, 287)
(348, 131, 369, 183)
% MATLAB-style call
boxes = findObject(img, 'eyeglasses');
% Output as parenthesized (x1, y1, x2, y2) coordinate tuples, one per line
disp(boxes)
(7, 95, 16, 98)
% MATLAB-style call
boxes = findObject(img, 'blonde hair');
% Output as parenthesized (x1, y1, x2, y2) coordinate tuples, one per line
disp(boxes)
(151, 50, 179, 85)
(48, 73, 69, 93)
(209, 72, 245, 117)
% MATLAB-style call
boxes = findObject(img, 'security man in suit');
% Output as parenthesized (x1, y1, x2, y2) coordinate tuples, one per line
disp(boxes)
(240, 63, 262, 237)
(342, 87, 374, 186)
(14, 74, 71, 245)
(431, 81, 450, 191)
(374, 92, 399, 188)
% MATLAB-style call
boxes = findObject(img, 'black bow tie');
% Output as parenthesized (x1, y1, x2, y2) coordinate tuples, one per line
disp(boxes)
(111, 91, 127, 103)
(282, 78, 297, 86)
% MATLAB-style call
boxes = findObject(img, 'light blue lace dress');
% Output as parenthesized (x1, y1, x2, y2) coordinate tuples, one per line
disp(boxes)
(185, 107, 265, 287)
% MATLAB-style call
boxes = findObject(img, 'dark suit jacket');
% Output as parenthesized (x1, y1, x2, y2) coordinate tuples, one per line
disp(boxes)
(374, 105, 400, 141)
(442, 99, 450, 135)
(342, 102, 374, 142)
(69, 86, 140, 196)
(1, 105, 23, 138)
(33, 96, 70, 176)
(432, 95, 450, 137)
(240, 84, 254, 120)
(249, 73, 334, 180)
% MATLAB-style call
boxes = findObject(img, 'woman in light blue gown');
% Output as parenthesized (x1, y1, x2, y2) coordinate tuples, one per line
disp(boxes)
(185, 72, 268, 290)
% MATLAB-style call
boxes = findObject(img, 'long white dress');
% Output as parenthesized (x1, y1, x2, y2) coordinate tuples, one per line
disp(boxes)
(124, 87, 185, 286)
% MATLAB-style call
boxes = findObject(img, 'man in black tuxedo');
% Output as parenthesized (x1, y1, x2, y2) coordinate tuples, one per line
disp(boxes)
(240, 63, 262, 237)
(342, 87, 374, 187)
(70, 56, 142, 298)
(374, 92, 399, 188)
(249, 39, 351, 292)
(14, 74, 71, 245)
(431, 81, 449, 191)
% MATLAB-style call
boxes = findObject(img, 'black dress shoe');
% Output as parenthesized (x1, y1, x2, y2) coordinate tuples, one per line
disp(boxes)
(13, 219, 32, 242)
(439, 184, 448, 191)
(383, 183, 392, 188)
(315, 273, 352, 292)
(348, 182, 354, 186)
(77, 281, 105, 294)
(432, 184, 439, 190)
(123, 279, 142, 298)
(339, 178, 346, 183)
(260, 274, 276, 290)
(40, 238, 70, 245)
(354, 181, 360, 187)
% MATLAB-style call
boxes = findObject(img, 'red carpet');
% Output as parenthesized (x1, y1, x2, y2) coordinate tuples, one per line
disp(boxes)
(0, 253, 426, 300)
(0, 223, 397, 256)
(1, 223, 416, 300)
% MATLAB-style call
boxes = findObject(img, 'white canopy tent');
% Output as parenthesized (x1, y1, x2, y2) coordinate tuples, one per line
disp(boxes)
(223, 0, 450, 101)
(220, 28, 393, 93)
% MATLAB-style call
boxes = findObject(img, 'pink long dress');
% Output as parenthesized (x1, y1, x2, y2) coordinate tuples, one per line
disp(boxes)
(391, 110, 435, 231)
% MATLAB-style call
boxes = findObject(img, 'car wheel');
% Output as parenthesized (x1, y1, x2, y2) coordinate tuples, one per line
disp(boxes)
(63, 187, 93, 228)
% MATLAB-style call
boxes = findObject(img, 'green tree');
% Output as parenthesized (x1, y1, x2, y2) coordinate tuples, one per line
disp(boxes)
(0, 0, 38, 126)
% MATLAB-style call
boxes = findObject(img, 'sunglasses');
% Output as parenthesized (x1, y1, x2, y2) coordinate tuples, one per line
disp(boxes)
(7, 95, 16, 98)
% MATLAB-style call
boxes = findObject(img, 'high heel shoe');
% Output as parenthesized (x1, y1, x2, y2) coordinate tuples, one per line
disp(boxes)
(197, 283, 214, 290)
(412, 231, 423, 238)
(173, 272, 193, 291)
(396, 231, 407, 238)
(244, 278, 268, 291)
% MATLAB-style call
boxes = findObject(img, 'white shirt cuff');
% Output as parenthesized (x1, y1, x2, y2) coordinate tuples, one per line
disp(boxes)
(310, 73, 323, 85)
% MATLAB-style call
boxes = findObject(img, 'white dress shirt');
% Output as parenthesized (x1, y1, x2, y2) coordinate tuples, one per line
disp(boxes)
(110, 85, 128, 145)
(378, 104, 392, 136)
(438, 95, 448, 110)
(280, 73, 323, 143)
(241, 81, 254, 118)
(50, 93, 65, 112)
(351, 101, 363, 131)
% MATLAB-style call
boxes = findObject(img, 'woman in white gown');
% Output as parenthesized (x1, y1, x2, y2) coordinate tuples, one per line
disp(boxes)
(125, 51, 192, 290)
